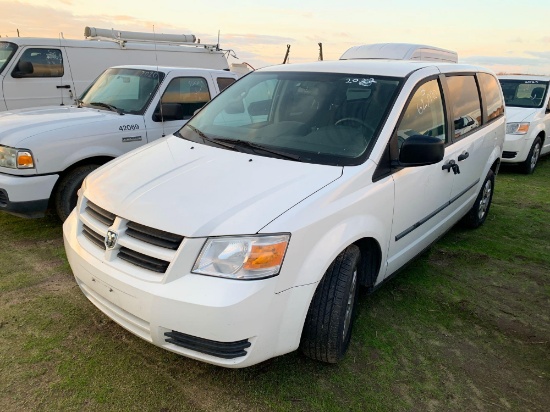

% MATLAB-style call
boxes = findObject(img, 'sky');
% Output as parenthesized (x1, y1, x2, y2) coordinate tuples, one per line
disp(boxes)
(1, 0, 549, 74)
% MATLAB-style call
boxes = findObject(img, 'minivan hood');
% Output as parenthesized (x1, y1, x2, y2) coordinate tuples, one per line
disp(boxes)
(505, 106, 538, 123)
(85, 136, 343, 237)
(0, 106, 118, 146)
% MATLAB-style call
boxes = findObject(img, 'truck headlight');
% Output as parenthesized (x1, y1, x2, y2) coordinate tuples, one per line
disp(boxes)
(506, 122, 530, 135)
(192, 234, 290, 280)
(0, 146, 35, 169)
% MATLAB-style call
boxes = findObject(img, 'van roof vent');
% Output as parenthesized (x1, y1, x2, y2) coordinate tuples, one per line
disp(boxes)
(340, 43, 458, 63)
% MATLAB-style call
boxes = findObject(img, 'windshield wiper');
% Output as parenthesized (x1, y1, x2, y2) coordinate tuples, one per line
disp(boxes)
(89, 102, 124, 115)
(186, 125, 238, 151)
(215, 138, 303, 161)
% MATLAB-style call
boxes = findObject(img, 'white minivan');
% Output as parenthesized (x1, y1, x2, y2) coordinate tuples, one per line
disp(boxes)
(498, 75, 550, 173)
(64, 58, 505, 368)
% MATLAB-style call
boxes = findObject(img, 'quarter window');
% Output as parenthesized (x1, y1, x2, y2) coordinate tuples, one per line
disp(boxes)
(396, 79, 447, 153)
(11, 48, 63, 78)
(155, 77, 211, 122)
(216, 77, 236, 92)
(446, 76, 482, 139)
(478, 73, 504, 122)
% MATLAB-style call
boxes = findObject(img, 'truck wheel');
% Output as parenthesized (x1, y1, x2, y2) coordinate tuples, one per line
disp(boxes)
(520, 137, 541, 174)
(300, 245, 360, 363)
(461, 169, 494, 229)
(54, 165, 98, 221)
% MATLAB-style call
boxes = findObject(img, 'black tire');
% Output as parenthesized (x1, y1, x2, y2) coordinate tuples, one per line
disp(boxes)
(300, 245, 360, 363)
(520, 137, 542, 174)
(54, 165, 98, 221)
(461, 169, 494, 229)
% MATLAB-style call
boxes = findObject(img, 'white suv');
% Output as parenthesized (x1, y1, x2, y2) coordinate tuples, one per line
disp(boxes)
(64, 59, 505, 368)
(498, 75, 550, 173)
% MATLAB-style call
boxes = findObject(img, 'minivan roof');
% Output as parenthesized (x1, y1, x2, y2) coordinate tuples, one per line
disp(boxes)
(258, 59, 486, 78)
(498, 74, 550, 82)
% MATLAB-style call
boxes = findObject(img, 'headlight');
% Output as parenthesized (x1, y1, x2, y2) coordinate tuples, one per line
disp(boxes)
(192, 234, 290, 280)
(506, 122, 530, 135)
(0, 146, 35, 169)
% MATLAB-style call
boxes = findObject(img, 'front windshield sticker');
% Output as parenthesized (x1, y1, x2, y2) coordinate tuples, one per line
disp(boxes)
(523, 80, 539, 84)
(345, 78, 377, 87)
(416, 88, 439, 115)
(137, 70, 160, 78)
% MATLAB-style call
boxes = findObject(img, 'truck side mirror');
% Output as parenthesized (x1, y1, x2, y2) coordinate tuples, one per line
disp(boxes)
(12, 61, 34, 78)
(395, 135, 444, 167)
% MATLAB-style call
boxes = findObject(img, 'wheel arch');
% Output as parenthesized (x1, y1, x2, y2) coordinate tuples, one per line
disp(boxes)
(48, 156, 114, 208)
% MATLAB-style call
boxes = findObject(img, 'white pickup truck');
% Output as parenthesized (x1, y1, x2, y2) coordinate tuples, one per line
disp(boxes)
(0, 65, 239, 219)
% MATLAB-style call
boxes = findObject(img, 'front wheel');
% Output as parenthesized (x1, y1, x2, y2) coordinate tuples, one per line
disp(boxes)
(54, 165, 99, 221)
(520, 137, 541, 174)
(461, 169, 494, 229)
(300, 245, 360, 363)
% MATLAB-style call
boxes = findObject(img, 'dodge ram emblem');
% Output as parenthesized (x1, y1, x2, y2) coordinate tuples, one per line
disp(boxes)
(105, 230, 118, 250)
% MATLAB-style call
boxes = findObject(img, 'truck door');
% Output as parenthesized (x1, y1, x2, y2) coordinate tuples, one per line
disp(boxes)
(2, 46, 75, 110)
(143, 71, 216, 142)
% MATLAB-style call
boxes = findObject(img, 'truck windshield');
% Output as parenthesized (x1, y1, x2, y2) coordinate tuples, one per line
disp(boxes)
(499, 79, 549, 109)
(80, 68, 165, 115)
(178, 71, 401, 166)
(0, 42, 17, 73)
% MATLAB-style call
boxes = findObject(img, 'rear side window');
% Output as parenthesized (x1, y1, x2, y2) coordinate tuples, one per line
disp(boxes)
(446, 76, 481, 139)
(396, 78, 447, 153)
(11, 48, 63, 78)
(155, 77, 211, 122)
(478, 73, 504, 121)
(0, 42, 17, 73)
(216, 77, 236, 92)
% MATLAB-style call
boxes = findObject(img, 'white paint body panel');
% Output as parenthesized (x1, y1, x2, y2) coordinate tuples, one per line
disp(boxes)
(63, 59, 505, 367)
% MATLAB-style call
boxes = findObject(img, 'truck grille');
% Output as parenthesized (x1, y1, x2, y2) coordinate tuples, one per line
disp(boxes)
(79, 198, 183, 275)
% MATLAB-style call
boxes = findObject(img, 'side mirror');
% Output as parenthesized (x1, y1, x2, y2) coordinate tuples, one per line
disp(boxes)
(11, 61, 34, 78)
(395, 135, 444, 167)
(153, 103, 183, 122)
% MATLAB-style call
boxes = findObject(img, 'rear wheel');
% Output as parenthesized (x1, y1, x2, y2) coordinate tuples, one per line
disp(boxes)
(520, 137, 541, 174)
(300, 245, 360, 363)
(461, 169, 494, 229)
(54, 165, 98, 221)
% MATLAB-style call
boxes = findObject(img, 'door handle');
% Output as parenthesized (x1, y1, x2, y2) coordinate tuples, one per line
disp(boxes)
(442, 159, 460, 174)
(56, 85, 71, 89)
(458, 152, 469, 161)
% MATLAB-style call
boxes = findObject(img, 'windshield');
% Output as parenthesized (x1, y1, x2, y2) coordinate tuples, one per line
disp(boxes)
(499, 79, 549, 109)
(80, 68, 165, 115)
(177, 71, 401, 166)
(0, 42, 17, 73)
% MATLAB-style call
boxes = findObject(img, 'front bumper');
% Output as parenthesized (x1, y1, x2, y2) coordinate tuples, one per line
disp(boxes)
(0, 172, 58, 217)
(501, 133, 534, 163)
(63, 204, 314, 368)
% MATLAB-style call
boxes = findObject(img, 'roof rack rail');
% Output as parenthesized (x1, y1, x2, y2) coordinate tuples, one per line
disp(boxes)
(83, 26, 218, 50)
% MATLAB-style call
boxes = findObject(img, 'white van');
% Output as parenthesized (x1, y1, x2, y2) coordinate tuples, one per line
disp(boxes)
(0, 27, 230, 111)
(498, 75, 550, 173)
(340, 43, 458, 63)
(64, 58, 505, 368)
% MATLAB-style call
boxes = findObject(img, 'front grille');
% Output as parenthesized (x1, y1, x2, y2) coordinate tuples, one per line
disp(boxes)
(80, 198, 183, 275)
(502, 151, 517, 159)
(86, 201, 116, 226)
(164, 331, 251, 359)
(126, 221, 183, 250)
(82, 224, 106, 250)
(0, 189, 8, 207)
(118, 246, 170, 273)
